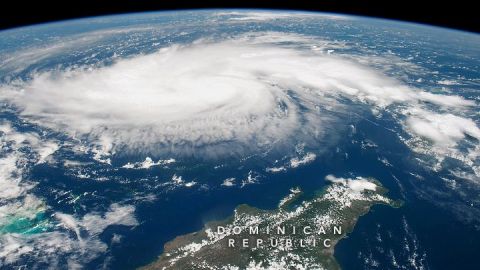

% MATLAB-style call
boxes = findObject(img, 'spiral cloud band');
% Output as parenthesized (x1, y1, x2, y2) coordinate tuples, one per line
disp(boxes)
(1, 32, 477, 160)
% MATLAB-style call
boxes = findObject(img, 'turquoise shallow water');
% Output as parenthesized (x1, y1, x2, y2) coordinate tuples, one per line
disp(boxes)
(0, 212, 50, 235)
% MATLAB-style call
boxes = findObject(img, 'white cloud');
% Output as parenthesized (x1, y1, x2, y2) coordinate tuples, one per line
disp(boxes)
(402, 108, 480, 175)
(0, 155, 29, 200)
(55, 212, 84, 243)
(36, 141, 59, 164)
(0, 26, 155, 74)
(215, 11, 350, 22)
(406, 109, 480, 146)
(266, 152, 317, 173)
(122, 157, 175, 169)
(241, 171, 259, 188)
(437, 79, 459, 86)
(289, 152, 317, 168)
(165, 174, 197, 189)
(221, 178, 236, 187)
(265, 166, 286, 173)
(77, 203, 139, 235)
(325, 174, 377, 193)
(222, 11, 299, 21)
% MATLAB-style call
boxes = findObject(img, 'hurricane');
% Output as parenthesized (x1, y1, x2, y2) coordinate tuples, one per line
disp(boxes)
(2, 32, 476, 162)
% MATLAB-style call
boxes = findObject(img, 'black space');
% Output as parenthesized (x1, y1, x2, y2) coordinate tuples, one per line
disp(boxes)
(0, 0, 479, 34)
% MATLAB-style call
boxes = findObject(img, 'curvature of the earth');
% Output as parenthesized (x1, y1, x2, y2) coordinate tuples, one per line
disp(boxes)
(0, 10, 479, 269)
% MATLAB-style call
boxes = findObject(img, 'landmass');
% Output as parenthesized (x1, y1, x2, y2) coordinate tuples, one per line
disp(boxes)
(141, 175, 402, 270)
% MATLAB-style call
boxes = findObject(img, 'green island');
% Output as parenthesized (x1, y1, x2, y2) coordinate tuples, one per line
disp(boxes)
(141, 175, 402, 270)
